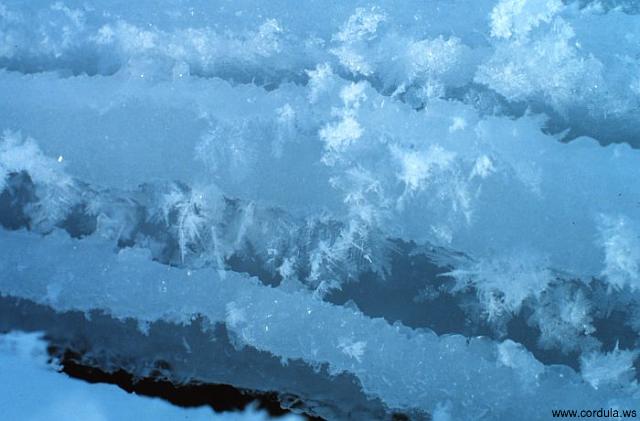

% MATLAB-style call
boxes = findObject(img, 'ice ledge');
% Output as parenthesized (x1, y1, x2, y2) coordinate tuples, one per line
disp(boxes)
(1, 228, 637, 419)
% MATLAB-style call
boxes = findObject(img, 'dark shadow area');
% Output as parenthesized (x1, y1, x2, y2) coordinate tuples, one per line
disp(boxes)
(328, 240, 476, 336)
(592, 310, 640, 352)
(0, 171, 36, 230)
(50, 347, 312, 419)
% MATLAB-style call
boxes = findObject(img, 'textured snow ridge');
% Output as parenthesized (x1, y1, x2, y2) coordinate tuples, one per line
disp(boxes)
(1, 229, 639, 420)
(1, 0, 640, 420)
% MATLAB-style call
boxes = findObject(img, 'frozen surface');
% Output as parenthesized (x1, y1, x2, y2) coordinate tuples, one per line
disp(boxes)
(1, 0, 640, 419)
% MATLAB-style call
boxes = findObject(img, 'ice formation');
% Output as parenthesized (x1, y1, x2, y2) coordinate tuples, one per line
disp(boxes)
(1, 0, 639, 419)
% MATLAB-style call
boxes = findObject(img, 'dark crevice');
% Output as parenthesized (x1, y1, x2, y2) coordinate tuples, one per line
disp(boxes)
(0, 171, 37, 230)
(592, 311, 640, 352)
(58, 203, 98, 238)
(566, 0, 640, 13)
(0, 60, 310, 91)
(49, 347, 319, 420)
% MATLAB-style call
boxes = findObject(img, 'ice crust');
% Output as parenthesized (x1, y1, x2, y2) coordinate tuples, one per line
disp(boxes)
(1, 0, 640, 419)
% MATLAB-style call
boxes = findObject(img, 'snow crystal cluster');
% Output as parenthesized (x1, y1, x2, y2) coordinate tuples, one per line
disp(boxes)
(1, 0, 639, 419)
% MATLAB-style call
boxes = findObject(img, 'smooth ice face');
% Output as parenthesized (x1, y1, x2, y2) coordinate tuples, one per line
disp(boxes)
(1, 0, 639, 419)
